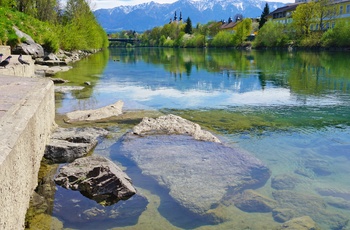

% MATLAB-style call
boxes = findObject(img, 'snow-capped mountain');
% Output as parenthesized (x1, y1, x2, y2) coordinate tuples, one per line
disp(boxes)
(94, 0, 286, 32)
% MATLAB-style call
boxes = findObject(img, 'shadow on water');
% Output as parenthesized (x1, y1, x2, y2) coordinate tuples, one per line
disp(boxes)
(52, 186, 147, 230)
(109, 140, 216, 229)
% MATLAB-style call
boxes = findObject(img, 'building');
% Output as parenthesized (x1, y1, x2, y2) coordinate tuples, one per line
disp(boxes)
(267, 0, 350, 29)
(266, 3, 301, 24)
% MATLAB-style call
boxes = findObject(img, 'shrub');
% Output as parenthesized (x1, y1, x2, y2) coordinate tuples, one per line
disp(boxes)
(253, 21, 290, 47)
(321, 19, 350, 47)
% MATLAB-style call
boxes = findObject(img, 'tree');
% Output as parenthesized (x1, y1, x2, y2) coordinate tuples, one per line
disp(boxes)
(36, 0, 59, 22)
(314, 0, 337, 31)
(185, 17, 193, 34)
(234, 18, 252, 46)
(292, 1, 317, 37)
(259, 3, 269, 29)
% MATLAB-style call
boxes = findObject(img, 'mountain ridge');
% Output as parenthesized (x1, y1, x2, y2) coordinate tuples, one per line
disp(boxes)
(94, 0, 286, 32)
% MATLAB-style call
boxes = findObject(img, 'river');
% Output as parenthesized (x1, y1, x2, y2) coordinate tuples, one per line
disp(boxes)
(28, 48, 350, 230)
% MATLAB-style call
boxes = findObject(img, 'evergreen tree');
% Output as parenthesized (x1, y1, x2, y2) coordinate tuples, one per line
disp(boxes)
(259, 2, 269, 29)
(185, 17, 193, 34)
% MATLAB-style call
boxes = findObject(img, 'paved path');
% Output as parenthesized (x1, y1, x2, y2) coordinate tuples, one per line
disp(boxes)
(0, 75, 40, 120)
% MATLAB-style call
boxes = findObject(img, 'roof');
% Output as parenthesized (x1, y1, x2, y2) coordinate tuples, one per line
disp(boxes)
(267, 3, 301, 16)
(220, 21, 239, 30)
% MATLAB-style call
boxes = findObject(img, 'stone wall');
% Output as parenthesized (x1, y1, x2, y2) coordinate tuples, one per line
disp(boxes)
(0, 75, 55, 230)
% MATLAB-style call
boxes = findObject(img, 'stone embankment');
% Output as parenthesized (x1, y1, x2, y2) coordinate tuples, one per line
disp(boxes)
(0, 74, 55, 230)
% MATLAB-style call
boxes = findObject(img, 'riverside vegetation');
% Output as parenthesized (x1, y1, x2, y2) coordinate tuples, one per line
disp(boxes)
(0, 0, 108, 52)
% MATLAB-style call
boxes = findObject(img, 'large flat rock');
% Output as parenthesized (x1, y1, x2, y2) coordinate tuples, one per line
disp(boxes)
(115, 133, 271, 222)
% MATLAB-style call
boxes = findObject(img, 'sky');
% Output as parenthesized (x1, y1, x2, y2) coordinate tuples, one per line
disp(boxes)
(87, 0, 294, 10)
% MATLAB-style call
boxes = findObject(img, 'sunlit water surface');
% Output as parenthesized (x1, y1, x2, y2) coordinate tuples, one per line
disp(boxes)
(43, 48, 350, 230)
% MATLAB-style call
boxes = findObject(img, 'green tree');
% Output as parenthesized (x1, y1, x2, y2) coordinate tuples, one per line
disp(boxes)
(292, 1, 317, 37)
(259, 3, 269, 29)
(35, 0, 58, 22)
(314, 0, 337, 31)
(208, 21, 222, 37)
(234, 18, 252, 46)
(185, 17, 193, 34)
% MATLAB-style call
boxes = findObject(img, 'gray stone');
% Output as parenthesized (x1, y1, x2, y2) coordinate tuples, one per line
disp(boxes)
(65, 100, 124, 123)
(117, 132, 270, 222)
(44, 53, 60, 61)
(325, 197, 350, 210)
(55, 86, 85, 93)
(44, 127, 108, 163)
(272, 190, 348, 229)
(233, 189, 277, 213)
(279, 216, 319, 230)
(304, 158, 332, 176)
(271, 174, 300, 190)
(49, 77, 69, 84)
(12, 27, 44, 58)
(316, 187, 350, 201)
(132, 114, 221, 143)
(54, 155, 136, 205)
(272, 208, 295, 223)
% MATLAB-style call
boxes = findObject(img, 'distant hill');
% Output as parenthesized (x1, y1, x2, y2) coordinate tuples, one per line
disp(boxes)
(94, 0, 286, 32)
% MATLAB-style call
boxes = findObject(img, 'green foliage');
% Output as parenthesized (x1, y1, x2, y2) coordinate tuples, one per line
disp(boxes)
(180, 34, 205, 47)
(0, 0, 108, 52)
(210, 31, 234, 47)
(0, 7, 58, 50)
(292, 2, 317, 37)
(60, 0, 108, 50)
(233, 18, 252, 46)
(253, 21, 290, 47)
(259, 3, 269, 29)
(321, 19, 350, 47)
(299, 31, 322, 47)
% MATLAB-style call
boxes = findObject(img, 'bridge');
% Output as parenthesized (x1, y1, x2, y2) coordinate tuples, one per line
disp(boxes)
(108, 38, 140, 44)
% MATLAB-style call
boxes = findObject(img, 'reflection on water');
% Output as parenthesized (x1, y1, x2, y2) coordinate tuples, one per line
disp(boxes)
(39, 48, 350, 229)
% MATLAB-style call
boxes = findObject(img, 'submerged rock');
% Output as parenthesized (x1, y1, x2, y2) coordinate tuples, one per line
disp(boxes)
(233, 189, 277, 213)
(316, 187, 350, 201)
(44, 127, 108, 163)
(115, 131, 270, 223)
(271, 174, 300, 190)
(55, 155, 136, 205)
(132, 114, 221, 143)
(272, 190, 349, 229)
(279, 216, 319, 230)
(53, 186, 147, 226)
(272, 208, 296, 223)
(65, 101, 124, 123)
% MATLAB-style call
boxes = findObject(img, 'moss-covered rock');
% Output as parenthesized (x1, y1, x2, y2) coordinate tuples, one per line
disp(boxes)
(279, 216, 319, 230)
(233, 189, 278, 213)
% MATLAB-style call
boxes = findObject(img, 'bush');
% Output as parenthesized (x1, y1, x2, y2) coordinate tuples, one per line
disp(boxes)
(253, 21, 290, 47)
(321, 19, 350, 47)
(210, 31, 234, 47)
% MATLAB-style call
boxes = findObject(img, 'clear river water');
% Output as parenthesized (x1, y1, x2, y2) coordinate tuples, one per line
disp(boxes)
(29, 48, 350, 230)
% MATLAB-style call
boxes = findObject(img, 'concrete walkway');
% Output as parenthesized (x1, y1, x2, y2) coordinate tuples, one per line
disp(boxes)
(0, 75, 55, 230)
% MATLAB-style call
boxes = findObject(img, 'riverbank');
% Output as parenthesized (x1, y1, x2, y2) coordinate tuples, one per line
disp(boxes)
(0, 75, 55, 230)
(0, 45, 99, 229)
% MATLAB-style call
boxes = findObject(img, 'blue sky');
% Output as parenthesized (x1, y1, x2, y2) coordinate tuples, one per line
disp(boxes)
(86, 0, 294, 10)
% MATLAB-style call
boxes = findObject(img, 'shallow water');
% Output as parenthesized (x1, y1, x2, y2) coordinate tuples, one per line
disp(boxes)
(30, 48, 350, 230)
